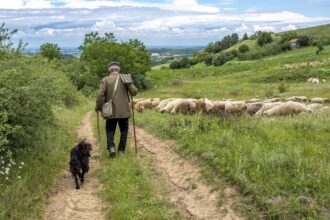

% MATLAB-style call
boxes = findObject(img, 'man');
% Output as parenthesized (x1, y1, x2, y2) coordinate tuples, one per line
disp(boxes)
(95, 62, 138, 158)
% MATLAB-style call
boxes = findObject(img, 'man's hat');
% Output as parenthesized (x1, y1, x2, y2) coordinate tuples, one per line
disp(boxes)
(108, 61, 120, 68)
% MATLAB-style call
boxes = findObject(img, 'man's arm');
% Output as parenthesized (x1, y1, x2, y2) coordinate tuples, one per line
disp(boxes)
(95, 78, 107, 111)
(128, 84, 138, 96)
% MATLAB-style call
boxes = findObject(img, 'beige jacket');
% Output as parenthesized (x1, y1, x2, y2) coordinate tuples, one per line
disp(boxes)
(95, 72, 138, 119)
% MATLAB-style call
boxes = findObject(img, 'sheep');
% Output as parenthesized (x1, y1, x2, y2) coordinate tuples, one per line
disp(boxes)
(322, 79, 326, 83)
(310, 97, 330, 104)
(247, 102, 264, 115)
(295, 96, 308, 102)
(207, 101, 226, 115)
(156, 98, 177, 111)
(225, 101, 246, 114)
(133, 98, 145, 105)
(160, 98, 184, 113)
(307, 77, 319, 84)
(263, 101, 312, 116)
(151, 100, 161, 108)
(170, 99, 196, 115)
(307, 103, 323, 110)
(134, 99, 153, 112)
(194, 98, 208, 114)
(255, 102, 283, 116)
(284, 96, 298, 102)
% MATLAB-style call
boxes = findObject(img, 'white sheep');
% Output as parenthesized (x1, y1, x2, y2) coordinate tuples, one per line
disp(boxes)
(263, 101, 312, 116)
(307, 103, 323, 110)
(170, 99, 196, 114)
(225, 101, 247, 114)
(207, 101, 226, 115)
(310, 97, 329, 104)
(160, 98, 184, 113)
(156, 98, 177, 111)
(247, 102, 264, 115)
(255, 102, 283, 116)
(307, 77, 319, 84)
(264, 97, 280, 103)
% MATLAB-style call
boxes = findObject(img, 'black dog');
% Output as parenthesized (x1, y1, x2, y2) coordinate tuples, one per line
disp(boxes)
(70, 139, 92, 189)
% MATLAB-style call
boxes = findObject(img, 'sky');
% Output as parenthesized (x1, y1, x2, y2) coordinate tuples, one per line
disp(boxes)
(0, 0, 330, 47)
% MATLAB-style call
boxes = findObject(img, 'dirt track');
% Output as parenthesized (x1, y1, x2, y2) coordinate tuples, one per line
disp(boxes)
(132, 126, 243, 220)
(43, 112, 106, 220)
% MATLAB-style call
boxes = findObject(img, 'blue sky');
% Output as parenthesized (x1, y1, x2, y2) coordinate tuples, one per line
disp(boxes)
(1, 0, 329, 47)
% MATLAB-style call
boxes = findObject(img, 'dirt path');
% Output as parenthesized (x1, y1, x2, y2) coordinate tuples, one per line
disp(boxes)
(132, 126, 243, 220)
(43, 112, 106, 220)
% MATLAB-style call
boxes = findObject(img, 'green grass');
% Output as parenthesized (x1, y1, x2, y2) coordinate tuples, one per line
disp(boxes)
(284, 23, 330, 39)
(135, 110, 330, 219)
(142, 45, 330, 100)
(0, 99, 93, 219)
(92, 115, 183, 220)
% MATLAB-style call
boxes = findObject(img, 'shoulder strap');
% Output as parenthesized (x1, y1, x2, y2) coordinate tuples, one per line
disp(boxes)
(112, 75, 119, 98)
(119, 73, 131, 102)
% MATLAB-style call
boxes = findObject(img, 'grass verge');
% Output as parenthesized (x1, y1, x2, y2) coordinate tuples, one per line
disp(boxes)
(0, 99, 93, 219)
(135, 110, 330, 219)
(92, 114, 183, 219)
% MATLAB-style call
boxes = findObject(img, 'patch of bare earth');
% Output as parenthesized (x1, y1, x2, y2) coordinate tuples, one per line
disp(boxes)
(131, 126, 243, 220)
(43, 112, 107, 220)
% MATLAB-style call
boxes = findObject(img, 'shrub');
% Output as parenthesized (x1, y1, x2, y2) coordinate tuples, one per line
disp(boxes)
(204, 54, 214, 65)
(213, 53, 228, 66)
(316, 42, 324, 54)
(170, 60, 182, 69)
(40, 43, 62, 60)
(257, 31, 273, 47)
(238, 44, 250, 53)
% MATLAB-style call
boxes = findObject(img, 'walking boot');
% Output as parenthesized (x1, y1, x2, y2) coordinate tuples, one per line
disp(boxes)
(109, 147, 116, 158)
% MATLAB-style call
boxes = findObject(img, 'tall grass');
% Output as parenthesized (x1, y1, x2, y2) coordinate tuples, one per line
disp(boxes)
(92, 115, 183, 220)
(0, 100, 93, 219)
(135, 110, 330, 219)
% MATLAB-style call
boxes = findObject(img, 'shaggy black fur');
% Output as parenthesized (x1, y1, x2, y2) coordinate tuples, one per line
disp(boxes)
(69, 139, 92, 189)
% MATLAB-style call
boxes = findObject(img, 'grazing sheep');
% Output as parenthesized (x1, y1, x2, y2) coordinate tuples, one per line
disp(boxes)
(156, 98, 177, 111)
(247, 102, 264, 115)
(170, 99, 196, 115)
(151, 100, 160, 108)
(307, 103, 323, 110)
(160, 98, 184, 113)
(225, 101, 247, 114)
(133, 98, 145, 105)
(255, 102, 283, 116)
(194, 99, 207, 114)
(263, 101, 312, 116)
(321, 106, 330, 111)
(207, 101, 226, 115)
(134, 99, 153, 112)
(295, 96, 308, 102)
(307, 77, 319, 84)
(310, 97, 329, 104)
(284, 96, 298, 102)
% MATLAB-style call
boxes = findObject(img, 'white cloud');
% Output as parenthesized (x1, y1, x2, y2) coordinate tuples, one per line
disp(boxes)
(253, 24, 276, 32)
(0, 0, 53, 9)
(281, 24, 297, 31)
(235, 24, 250, 33)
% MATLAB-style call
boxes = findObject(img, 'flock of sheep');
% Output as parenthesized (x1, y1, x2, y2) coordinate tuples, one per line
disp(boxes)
(133, 96, 329, 117)
(307, 77, 326, 84)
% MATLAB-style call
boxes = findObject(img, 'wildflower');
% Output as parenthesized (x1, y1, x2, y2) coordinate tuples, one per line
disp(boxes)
(19, 166, 22, 169)
(18, 176, 21, 179)
(21, 162, 25, 165)
(5, 177, 8, 180)
(5, 167, 10, 174)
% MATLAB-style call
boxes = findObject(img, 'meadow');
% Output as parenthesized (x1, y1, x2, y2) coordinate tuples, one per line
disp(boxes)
(135, 45, 330, 218)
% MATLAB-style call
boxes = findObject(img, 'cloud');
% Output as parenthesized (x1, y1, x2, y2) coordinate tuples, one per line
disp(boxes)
(253, 25, 276, 32)
(235, 24, 250, 33)
(281, 24, 297, 31)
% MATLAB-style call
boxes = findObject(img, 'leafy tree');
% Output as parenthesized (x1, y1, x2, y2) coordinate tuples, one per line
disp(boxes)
(279, 32, 298, 44)
(230, 33, 239, 45)
(204, 54, 214, 65)
(238, 44, 250, 53)
(242, 33, 249, 40)
(205, 42, 214, 53)
(40, 43, 62, 60)
(0, 23, 27, 55)
(79, 32, 151, 90)
(169, 60, 181, 69)
(213, 53, 228, 66)
(298, 35, 310, 46)
(257, 31, 273, 47)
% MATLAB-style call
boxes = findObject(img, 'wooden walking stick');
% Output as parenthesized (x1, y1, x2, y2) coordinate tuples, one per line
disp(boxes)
(96, 112, 101, 143)
(130, 95, 138, 155)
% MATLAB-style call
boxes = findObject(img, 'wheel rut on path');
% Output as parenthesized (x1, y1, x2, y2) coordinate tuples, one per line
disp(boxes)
(44, 112, 106, 220)
(131, 126, 243, 220)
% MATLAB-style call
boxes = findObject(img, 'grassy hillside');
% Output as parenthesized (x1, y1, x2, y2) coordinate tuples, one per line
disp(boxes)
(284, 23, 330, 39)
(135, 37, 330, 218)
(142, 45, 330, 100)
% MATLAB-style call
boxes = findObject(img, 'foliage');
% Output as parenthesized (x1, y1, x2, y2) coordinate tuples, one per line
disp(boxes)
(79, 32, 151, 90)
(242, 32, 249, 40)
(256, 31, 273, 47)
(212, 53, 230, 66)
(238, 44, 250, 53)
(206, 33, 240, 53)
(204, 54, 214, 65)
(0, 23, 27, 56)
(279, 32, 298, 44)
(278, 82, 289, 93)
(316, 42, 324, 54)
(39, 43, 62, 60)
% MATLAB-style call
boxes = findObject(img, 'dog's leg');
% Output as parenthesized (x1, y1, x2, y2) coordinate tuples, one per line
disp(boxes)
(81, 171, 85, 183)
(74, 173, 80, 189)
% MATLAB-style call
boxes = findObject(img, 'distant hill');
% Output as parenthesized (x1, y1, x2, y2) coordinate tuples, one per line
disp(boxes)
(283, 23, 330, 39)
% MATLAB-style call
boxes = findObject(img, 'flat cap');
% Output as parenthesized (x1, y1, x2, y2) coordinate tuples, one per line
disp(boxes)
(108, 61, 120, 67)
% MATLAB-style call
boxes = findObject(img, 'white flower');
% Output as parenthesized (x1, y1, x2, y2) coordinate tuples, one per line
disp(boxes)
(21, 162, 25, 165)
(5, 177, 8, 180)
(5, 167, 10, 174)
(18, 176, 21, 179)
(19, 166, 22, 169)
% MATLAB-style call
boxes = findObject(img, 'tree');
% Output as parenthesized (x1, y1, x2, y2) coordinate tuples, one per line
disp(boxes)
(170, 60, 181, 69)
(230, 33, 239, 45)
(279, 32, 298, 44)
(213, 53, 228, 66)
(257, 31, 273, 47)
(242, 33, 249, 40)
(204, 54, 214, 65)
(298, 35, 310, 46)
(0, 23, 27, 55)
(40, 43, 62, 60)
(316, 42, 324, 54)
(238, 44, 250, 53)
(79, 32, 151, 90)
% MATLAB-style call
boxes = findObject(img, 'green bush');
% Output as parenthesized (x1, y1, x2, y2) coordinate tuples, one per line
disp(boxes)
(238, 44, 250, 53)
(40, 43, 62, 60)
(204, 54, 214, 65)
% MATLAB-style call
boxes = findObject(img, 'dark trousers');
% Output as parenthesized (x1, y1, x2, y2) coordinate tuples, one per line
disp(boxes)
(105, 118, 129, 152)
